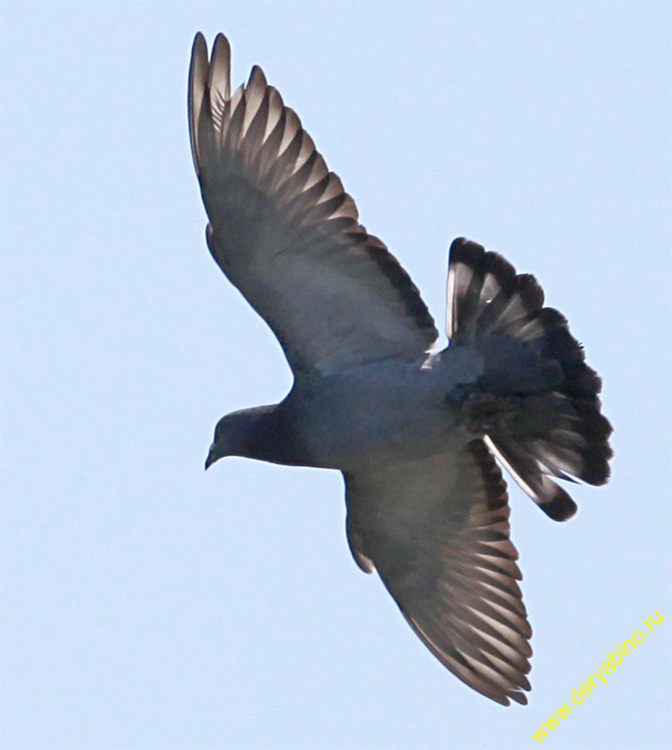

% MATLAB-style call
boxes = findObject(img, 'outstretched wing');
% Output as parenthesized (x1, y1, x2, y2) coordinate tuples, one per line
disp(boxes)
(344, 440, 532, 706)
(189, 33, 438, 375)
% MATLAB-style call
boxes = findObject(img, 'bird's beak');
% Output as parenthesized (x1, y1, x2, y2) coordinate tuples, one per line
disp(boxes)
(204, 443, 216, 470)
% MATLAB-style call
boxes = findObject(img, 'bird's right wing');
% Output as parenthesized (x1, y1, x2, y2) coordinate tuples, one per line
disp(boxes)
(189, 33, 438, 376)
(344, 440, 531, 706)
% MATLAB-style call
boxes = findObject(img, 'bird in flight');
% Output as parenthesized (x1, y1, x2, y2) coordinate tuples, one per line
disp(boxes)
(188, 32, 612, 706)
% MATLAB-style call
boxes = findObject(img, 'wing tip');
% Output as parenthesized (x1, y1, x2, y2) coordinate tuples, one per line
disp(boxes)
(209, 32, 232, 104)
(188, 32, 210, 172)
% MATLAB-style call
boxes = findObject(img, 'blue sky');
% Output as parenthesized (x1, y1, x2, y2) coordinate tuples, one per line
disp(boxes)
(1, 2, 670, 749)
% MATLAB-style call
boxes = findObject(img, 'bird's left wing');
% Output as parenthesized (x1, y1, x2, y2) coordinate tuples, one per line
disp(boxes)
(189, 33, 438, 375)
(344, 440, 532, 705)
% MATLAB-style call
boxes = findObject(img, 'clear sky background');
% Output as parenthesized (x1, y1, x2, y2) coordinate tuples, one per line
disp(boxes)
(1, 2, 670, 749)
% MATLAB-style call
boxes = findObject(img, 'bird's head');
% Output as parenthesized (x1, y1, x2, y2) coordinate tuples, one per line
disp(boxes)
(205, 414, 236, 469)
(204, 405, 277, 469)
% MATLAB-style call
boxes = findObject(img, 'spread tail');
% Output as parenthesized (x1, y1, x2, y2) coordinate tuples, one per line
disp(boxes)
(447, 238, 612, 521)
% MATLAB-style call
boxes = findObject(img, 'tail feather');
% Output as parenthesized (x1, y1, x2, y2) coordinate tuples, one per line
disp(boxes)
(483, 435, 580, 521)
(447, 238, 612, 522)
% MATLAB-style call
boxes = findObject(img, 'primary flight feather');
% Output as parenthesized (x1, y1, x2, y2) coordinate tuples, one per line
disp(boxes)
(189, 32, 612, 706)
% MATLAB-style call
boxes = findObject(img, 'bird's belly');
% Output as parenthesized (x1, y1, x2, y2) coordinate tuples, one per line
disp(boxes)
(290, 376, 469, 470)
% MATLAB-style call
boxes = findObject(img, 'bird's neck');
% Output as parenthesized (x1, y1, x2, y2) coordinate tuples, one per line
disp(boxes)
(239, 404, 305, 466)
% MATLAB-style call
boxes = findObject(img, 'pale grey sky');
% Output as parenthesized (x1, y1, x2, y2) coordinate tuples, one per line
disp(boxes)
(1, 2, 670, 749)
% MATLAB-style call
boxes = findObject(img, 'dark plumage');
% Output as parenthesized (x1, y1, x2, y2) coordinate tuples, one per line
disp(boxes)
(189, 32, 612, 705)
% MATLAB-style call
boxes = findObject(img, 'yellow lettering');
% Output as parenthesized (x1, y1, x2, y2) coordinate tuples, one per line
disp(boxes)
(608, 650, 622, 665)
(532, 613, 664, 740)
